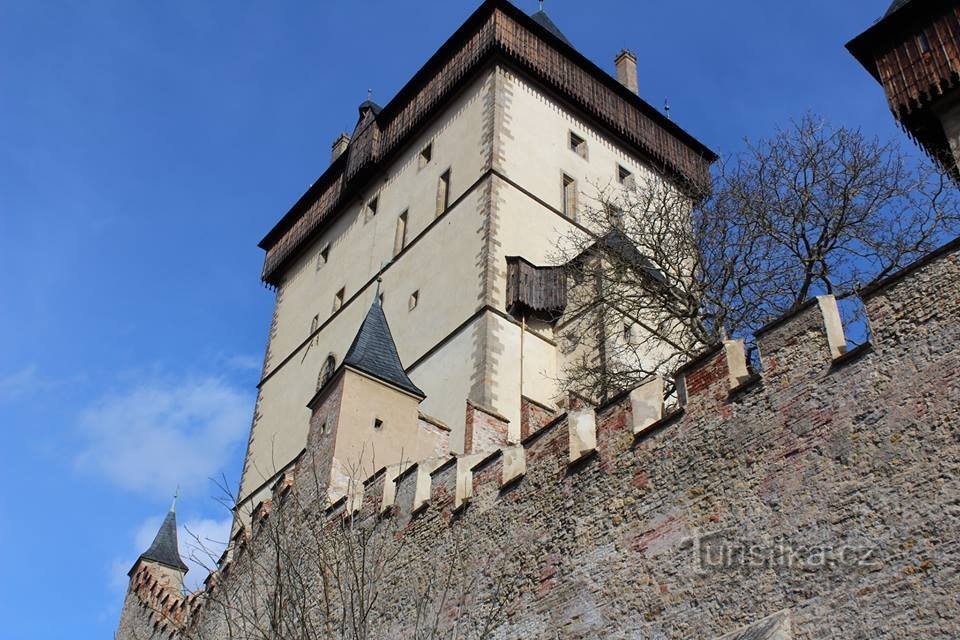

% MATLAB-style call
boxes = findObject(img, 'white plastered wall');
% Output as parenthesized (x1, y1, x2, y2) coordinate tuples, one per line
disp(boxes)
(240, 71, 495, 502)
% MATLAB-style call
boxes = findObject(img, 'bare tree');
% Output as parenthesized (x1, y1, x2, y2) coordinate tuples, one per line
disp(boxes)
(556, 113, 960, 401)
(125, 454, 518, 640)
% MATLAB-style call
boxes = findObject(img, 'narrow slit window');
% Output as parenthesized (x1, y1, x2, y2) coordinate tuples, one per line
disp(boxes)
(562, 174, 577, 219)
(365, 196, 379, 221)
(310, 314, 319, 344)
(409, 290, 419, 311)
(316, 244, 330, 270)
(419, 143, 433, 169)
(394, 210, 408, 256)
(333, 288, 345, 313)
(617, 164, 635, 188)
(569, 132, 587, 158)
(623, 322, 632, 341)
(436, 169, 450, 217)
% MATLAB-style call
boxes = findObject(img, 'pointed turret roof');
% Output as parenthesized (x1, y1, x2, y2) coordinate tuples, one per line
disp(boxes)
(884, 0, 912, 17)
(530, 9, 572, 47)
(343, 296, 425, 398)
(129, 502, 188, 576)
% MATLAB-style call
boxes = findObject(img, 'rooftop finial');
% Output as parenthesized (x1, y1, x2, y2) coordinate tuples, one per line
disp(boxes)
(367, 88, 373, 101)
(539, 0, 544, 11)
(375, 276, 383, 298)
(664, 98, 671, 120)
(170, 485, 179, 512)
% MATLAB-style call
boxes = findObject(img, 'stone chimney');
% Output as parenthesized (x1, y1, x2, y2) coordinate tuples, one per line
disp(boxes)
(615, 49, 638, 94)
(331, 132, 351, 163)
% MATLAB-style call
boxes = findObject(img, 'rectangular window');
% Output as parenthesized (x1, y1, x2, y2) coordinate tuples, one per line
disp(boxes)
(918, 31, 931, 54)
(617, 164, 635, 189)
(365, 196, 379, 221)
(373, 418, 384, 430)
(562, 174, 577, 219)
(569, 131, 587, 158)
(409, 290, 419, 311)
(316, 244, 330, 270)
(394, 210, 408, 256)
(419, 143, 432, 169)
(436, 169, 450, 217)
(333, 288, 345, 313)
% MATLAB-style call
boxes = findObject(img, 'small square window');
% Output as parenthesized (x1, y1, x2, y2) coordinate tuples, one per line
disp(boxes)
(365, 196, 379, 221)
(373, 418, 384, 430)
(409, 290, 419, 311)
(333, 288, 345, 313)
(617, 164, 635, 188)
(419, 143, 433, 169)
(569, 132, 587, 158)
(316, 244, 330, 270)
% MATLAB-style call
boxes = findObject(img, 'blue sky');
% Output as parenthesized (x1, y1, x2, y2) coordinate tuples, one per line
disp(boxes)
(0, 1, 904, 637)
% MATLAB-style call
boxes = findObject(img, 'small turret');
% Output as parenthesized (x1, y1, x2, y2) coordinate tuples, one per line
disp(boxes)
(127, 494, 188, 592)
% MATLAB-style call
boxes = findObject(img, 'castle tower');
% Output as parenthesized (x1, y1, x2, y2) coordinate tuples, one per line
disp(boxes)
(848, 0, 960, 174)
(116, 500, 189, 638)
(127, 500, 189, 592)
(305, 294, 448, 500)
(235, 0, 715, 523)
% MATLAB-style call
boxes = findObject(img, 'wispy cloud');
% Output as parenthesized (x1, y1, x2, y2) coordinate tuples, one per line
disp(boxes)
(75, 375, 252, 498)
(220, 353, 262, 373)
(0, 364, 50, 402)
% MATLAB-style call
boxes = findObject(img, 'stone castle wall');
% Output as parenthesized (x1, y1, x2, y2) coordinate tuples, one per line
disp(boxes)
(118, 238, 960, 639)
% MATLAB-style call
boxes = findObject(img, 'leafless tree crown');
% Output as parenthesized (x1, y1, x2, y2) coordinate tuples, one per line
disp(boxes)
(555, 114, 960, 401)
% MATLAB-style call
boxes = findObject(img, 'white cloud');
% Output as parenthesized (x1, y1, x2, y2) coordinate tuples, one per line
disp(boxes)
(75, 375, 252, 498)
(0, 364, 48, 402)
(111, 514, 232, 593)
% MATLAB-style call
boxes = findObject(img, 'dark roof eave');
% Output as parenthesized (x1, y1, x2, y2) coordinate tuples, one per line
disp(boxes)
(846, 0, 953, 80)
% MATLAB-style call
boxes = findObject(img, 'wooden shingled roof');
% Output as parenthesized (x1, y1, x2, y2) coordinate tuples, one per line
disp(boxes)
(257, 0, 717, 286)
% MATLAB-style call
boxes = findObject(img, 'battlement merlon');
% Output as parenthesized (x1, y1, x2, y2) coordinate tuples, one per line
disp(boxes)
(118, 235, 960, 638)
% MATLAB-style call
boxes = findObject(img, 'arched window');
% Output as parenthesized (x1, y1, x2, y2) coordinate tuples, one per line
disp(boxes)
(317, 354, 336, 390)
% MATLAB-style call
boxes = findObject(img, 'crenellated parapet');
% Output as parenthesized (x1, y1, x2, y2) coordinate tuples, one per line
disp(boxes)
(119, 237, 960, 639)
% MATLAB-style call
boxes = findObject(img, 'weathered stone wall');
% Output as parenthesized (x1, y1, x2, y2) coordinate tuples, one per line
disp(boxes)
(117, 239, 960, 639)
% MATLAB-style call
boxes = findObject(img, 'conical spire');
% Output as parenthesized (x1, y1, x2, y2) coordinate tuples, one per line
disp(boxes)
(529, 6, 572, 47)
(129, 495, 188, 576)
(343, 295, 424, 398)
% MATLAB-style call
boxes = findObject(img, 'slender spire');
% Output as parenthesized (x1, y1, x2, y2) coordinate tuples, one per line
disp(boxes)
(129, 493, 189, 576)
(342, 296, 424, 398)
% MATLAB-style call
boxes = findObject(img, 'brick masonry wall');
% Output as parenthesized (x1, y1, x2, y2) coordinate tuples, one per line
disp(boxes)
(117, 240, 960, 639)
